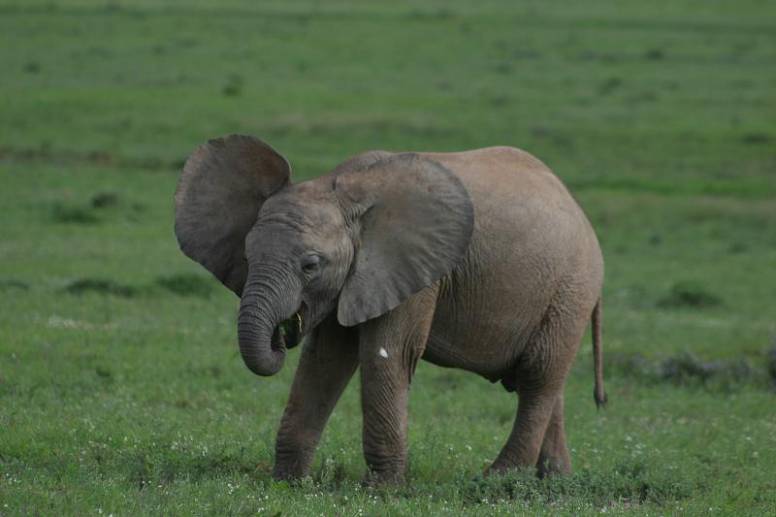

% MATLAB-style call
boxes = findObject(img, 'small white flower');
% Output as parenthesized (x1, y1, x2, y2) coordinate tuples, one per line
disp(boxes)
(378, 347, 388, 358)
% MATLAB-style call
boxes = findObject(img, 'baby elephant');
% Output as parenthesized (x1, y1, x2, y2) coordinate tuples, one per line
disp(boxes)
(175, 135, 605, 484)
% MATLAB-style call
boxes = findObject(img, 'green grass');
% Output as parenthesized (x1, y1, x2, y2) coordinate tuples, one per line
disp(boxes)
(1, 0, 776, 514)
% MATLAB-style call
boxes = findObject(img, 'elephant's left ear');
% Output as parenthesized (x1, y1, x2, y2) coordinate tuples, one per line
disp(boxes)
(335, 154, 474, 327)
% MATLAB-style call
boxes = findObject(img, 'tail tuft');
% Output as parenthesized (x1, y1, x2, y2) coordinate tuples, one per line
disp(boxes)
(594, 390, 608, 409)
(592, 298, 607, 409)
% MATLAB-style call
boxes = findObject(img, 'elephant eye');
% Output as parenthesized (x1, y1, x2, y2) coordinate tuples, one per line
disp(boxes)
(300, 253, 321, 274)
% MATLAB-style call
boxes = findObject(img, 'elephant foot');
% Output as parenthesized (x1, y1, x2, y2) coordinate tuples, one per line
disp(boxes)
(483, 459, 523, 478)
(272, 449, 314, 482)
(482, 457, 571, 479)
(484, 455, 571, 479)
(536, 454, 572, 478)
(271, 466, 305, 483)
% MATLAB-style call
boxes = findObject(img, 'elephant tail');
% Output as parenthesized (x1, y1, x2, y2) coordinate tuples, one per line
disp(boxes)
(592, 298, 607, 408)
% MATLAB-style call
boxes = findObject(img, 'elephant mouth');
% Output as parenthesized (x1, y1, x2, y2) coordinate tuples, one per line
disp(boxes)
(272, 307, 305, 351)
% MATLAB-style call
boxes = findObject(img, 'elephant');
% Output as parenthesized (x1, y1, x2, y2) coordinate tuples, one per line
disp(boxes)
(174, 134, 605, 484)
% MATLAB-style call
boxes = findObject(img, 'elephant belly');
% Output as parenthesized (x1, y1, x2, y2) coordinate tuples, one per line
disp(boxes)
(421, 230, 572, 380)
(422, 331, 517, 382)
(423, 289, 546, 382)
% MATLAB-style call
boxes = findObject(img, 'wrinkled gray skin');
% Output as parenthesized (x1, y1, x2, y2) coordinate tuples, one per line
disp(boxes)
(175, 135, 605, 484)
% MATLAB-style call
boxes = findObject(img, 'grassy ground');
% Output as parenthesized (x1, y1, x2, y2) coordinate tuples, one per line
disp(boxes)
(2, 1, 776, 514)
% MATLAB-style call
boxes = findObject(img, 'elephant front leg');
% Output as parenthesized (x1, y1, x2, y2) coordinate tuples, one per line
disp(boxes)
(358, 287, 438, 485)
(359, 359, 410, 484)
(273, 318, 358, 481)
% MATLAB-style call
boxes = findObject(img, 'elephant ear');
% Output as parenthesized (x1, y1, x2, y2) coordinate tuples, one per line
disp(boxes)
(174, 134, 291, 296)
(335, 153, 474, 326)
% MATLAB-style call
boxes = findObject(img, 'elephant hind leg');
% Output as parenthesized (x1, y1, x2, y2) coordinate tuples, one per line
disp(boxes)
(536, 395, 571, 477)
(487, 385, 560, 475)
(487, 304, 585, 476)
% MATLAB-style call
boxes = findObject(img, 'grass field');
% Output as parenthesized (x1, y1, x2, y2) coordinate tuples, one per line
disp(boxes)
(2, 1, 776, 514)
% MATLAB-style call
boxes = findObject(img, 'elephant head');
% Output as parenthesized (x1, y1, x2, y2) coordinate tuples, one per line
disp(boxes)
(175, 135, 474, 376)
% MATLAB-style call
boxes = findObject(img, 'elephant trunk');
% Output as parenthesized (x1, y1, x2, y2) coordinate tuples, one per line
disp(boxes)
(237, 269, 300, 376)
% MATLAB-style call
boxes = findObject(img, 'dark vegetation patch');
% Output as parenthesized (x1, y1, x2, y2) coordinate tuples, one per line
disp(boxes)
(404, 8, 455, 20)
(660, 353, 751, 386)
(221, 73, 244, 97)
(94, 366, 114, 385)
(644, 48, 665, 60)
(155, 273, 214, 298)
(461, 463, 692, 509)
(608, 351, 771, 391)
(90, 192, 120, 209)
(60, 274, 214, 299)
(629, 91, 659, 103)
(22, 61, 40, 74)
(63, 278, 138, 298)
(574, 50, 626, 64)
(657, 281, 723, 309)
(0, 145, 180, 171)
(0, 279, 30, 291)
(512, 49, 542, 60)
(740, 132, 772, 145)
(727, 241, 748, 254)
(493, 62, 513, 75)
(51, 203, 101, 224)
(598, 77, 623, 95)
(488, 95, 510, 107)
(51, 192, 144, 225)
(530, 126, 575, 149)
(767, 342, 776, 390)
